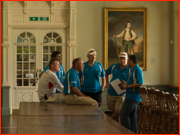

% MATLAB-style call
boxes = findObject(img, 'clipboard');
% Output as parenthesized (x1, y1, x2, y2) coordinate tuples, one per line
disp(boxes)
(110, 78, 126, 95)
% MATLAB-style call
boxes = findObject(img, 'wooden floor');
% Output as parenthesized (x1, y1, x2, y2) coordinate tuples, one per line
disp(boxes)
(1, 115, 18, 134)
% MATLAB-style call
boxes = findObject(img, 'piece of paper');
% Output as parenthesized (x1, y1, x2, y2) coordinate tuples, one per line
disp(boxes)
(110, 78, 126, 95)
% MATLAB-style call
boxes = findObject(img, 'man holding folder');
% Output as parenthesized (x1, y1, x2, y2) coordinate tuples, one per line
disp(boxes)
(105, 52, 131, 123)
(119, 55, 143, 133)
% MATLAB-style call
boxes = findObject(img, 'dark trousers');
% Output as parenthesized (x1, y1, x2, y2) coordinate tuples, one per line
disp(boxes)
(120, 98, 139, 133)
(81, 90, 102, 107)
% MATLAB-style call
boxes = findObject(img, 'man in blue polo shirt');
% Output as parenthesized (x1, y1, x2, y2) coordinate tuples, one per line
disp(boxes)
(39, 51, 65, 93)
(79, 49, 105, 107)
(120, 55, 143, 133)
(63, 58, 98, 108)
(105, 52, 131, 123)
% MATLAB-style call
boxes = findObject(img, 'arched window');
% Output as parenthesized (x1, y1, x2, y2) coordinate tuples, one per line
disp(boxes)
(42, 32, 63, 69)
(17, 32, 36, 43)
(16, 32, 36, 87)
(43, 32, 62, 43)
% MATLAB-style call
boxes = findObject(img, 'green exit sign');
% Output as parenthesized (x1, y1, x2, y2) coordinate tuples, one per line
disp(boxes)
(30, 17, 49, 21)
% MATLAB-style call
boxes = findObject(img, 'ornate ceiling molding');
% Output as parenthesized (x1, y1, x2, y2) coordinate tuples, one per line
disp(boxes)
(54, 1, 70, 9)
(8, 1, 23, 9)
(27, 1, 50, 9)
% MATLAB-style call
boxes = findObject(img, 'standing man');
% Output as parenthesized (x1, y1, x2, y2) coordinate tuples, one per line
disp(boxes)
(38, 59, 64, 102)
(114, 21, 137, 55)
(63, 58, 98, 108)
(79, 49, 106, 107)
(105, 52, 131, 123)
(120, 55, 143, 133)
(39, 51, 65, 93)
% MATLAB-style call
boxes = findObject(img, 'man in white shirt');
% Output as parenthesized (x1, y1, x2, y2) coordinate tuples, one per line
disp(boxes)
(38, 59, 64, 102)
(114, 21, 137, 55)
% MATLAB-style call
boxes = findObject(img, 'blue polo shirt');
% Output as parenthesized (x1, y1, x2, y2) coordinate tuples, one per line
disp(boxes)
(64, 68, 81, 94)
(126, 64, 143, 102)
(79, 61, 105, 93)
(42, 64, 65, 93)
(106, 63, 131, 96)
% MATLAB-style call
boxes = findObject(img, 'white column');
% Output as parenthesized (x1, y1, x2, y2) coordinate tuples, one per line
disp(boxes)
(67, 1, 77, 69)
(2, 2, 10, 86)
(3, 2, 8, 43)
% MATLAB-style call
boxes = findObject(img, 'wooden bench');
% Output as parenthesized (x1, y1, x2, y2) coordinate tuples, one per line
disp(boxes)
(18, 102, 134, 134)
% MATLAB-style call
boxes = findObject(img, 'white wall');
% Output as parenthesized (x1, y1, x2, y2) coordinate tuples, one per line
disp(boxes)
(76, 1, 171, 85)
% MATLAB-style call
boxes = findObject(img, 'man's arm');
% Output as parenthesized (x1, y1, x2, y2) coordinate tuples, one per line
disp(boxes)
(39, 72, 43, 77)
(105, 71, 110, 90)
(62, 67, 65, 85)
(51, 74, 64, 93)
(114, 30, 124, 38)
(120, 68, 143, 89)
(39, 66, 49, 77)
(72, 86, 85, 96)
(120, 83, 142, 89)
(100, 64, 106, 92)
(79, 70, 83, 88)
(130, 30, 137, 40)
(63, 76, 65, 85)
(101, 77, 106, 92)
(79, 77, 82, 88)
(72, 86, 91, 98)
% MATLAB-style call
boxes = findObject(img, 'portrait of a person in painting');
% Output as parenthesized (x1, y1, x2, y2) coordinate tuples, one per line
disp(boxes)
(114, 21, 138, 55)
(107, 10, 145, 68)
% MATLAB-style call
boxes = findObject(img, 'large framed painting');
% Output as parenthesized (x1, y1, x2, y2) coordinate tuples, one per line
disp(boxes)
(104, 8, 147, 70)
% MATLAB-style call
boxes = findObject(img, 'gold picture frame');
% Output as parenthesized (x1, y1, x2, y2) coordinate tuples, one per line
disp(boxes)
(104, 7, 147, 70)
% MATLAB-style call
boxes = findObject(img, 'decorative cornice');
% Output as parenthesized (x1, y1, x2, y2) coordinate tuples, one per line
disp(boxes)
(24, 1, 27, 14)
(1, 86, 10, 89)
(2, 43, 10, 47)
(27, 1, 50, 9)
(8, 24, 69, 29)
(3, 1, 8, 8)
(8, 1, 23, 9)
(50, 1, 54, 14)
(54, 1, 70, 9)
(70, 1, 76, 8)
(68, 43, 77, 47)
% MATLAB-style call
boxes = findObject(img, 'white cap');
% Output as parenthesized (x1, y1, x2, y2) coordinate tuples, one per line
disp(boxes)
(119, 52, 128, 59)
(87, 49, 97, 55)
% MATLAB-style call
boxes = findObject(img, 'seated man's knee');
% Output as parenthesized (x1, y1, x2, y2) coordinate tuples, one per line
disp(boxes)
(92, 100, 98, 108)
(114, 110, 120, 115)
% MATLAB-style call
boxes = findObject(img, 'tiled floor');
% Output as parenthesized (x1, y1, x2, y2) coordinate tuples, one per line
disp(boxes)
(1, 115, 18, 134)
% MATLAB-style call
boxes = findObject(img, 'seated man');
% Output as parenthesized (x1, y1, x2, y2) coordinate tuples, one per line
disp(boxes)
(38, 59, 64, 102)
(63, 58, 98, 108)
(39, 51, 65, 93)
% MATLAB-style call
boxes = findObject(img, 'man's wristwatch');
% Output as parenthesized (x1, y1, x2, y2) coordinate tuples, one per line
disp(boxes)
(127, 85, 130, 88)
